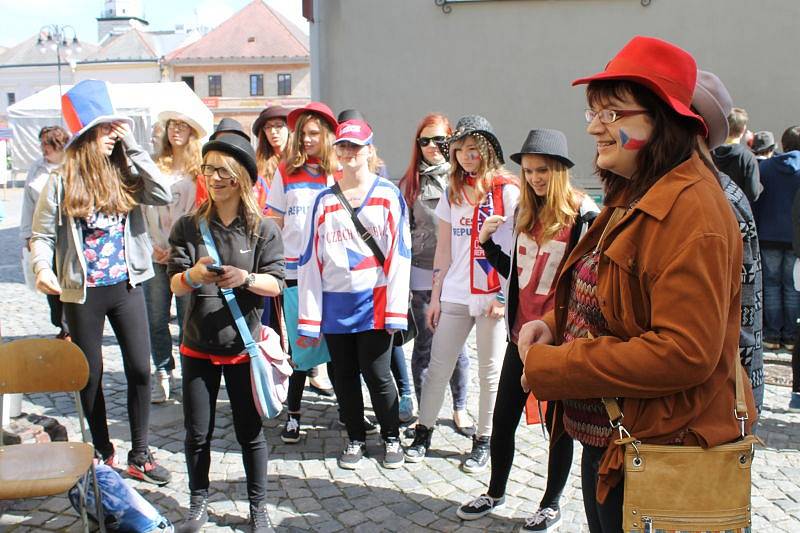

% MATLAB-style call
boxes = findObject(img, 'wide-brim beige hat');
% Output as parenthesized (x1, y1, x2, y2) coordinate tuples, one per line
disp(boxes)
(157, 110, 207, 139)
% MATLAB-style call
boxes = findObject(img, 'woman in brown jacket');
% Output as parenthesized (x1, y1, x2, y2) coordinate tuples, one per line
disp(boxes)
(518, 36, 756, 532)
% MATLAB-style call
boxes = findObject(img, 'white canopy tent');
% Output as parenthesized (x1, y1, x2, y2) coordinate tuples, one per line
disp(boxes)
(7, 82, 214, 172)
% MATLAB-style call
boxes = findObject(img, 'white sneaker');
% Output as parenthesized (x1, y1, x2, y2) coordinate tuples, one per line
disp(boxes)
(151, 370, 171, 404)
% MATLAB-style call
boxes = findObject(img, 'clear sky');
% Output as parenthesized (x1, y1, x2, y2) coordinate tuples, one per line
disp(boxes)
(0, 0, 308, 48)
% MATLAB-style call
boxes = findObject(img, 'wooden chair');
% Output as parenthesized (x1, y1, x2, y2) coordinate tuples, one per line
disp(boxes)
(0, 338, 105, 532)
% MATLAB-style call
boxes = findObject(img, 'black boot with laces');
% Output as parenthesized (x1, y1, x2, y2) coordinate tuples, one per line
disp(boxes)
(177, 490, 208, 533)
(249, 500, 275, 532)
(461, 435, 490, 473)
(403, 424, 433, 463)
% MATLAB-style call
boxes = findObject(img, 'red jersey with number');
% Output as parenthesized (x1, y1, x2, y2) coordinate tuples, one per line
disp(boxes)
(511, 224, 572, 343)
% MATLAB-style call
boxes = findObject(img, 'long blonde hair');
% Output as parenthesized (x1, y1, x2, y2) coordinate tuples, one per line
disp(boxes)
(285, 114, 337, 176)
(516, 157, 580, 243)
(156, 120, 202, 178)
(447, 133, 512, 206)
(195, 151, 262, 238)
(62, 125, 138, 218)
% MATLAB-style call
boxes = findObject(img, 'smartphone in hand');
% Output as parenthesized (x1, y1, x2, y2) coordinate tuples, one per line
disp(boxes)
(206, 264, 224, 275)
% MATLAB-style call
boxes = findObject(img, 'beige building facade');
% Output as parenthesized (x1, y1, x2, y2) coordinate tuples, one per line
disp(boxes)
(310, 0, 800, 189)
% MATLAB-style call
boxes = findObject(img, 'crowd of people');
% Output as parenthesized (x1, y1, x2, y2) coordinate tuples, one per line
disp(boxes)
(17, 33, 798, 532)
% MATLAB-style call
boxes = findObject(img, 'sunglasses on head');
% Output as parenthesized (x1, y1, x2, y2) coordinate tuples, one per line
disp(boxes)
(417, 136, 447, 147)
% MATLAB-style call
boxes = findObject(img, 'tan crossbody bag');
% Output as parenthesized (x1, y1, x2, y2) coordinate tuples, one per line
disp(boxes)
(600, 359, 758, 533)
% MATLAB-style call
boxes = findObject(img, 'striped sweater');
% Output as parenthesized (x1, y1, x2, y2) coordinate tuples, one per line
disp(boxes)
(297, 175, 411, 337)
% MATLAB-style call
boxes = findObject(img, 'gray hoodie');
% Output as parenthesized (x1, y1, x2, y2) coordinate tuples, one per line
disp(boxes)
(30, 132, 172, 303)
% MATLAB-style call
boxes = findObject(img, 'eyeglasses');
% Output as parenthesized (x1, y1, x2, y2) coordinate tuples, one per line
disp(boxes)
(585, 108, 649, 124)
(263, 121, 287, 131)
(418, 136, 446, 147)
(200, 164, 235, 181)
(168, 121, 191, 132)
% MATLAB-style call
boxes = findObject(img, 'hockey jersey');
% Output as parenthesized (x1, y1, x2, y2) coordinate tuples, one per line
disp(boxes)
(267, 162, 334, 279)
(297, 176, 411, 337)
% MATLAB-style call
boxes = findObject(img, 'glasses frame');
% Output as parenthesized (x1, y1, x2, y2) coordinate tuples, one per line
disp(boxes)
(167, 120, 191, 132)
(417, 136, 447, 147)
(200, 164, 236, 181)
(585, 108, 649, 124)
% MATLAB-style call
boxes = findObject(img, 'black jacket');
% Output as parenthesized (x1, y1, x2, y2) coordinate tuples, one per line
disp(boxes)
(168, 214, 285, 356)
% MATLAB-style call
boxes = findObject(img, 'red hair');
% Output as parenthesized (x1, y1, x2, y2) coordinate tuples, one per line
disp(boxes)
(399, 113, 452, 206)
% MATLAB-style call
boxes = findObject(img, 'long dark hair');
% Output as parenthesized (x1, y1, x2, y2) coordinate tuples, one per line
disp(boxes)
(587, 80, 703, 203)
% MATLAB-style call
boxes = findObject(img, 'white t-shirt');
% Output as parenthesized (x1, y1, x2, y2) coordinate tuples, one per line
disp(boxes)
(434, 183, 519, 305)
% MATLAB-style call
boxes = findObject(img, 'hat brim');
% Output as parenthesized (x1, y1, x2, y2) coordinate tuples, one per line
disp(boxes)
(573, 71, 708, 137)
(333, 135, 373, 146)
(287, 108, 338, 132)
(202, 139, 258, 184)
(509, 151, 574, 168)
(64, 115, 135, 149)
(158, 110, 207, 138)
(448, 130, 504, 164)
(691, 83, 728, 150)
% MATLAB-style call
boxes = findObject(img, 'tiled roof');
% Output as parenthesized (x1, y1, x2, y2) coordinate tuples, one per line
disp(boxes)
(167, 0, 309, 63)
(0, 35, 99, 68)
(84, 29, 197, 62)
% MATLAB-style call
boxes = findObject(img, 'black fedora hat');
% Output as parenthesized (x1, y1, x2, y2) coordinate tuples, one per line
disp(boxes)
(203, 133, 258, 184)
(510, 129, 574, 168)
(252, 105, 290, 137)
(337, 108, 365, 123)
(211, 118, 250, 142)
(751, 130, 775, 154)
(448, 115, 504, 164)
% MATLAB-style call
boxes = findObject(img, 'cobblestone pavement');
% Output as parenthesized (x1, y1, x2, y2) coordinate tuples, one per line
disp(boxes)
(1, 187, 799, 532)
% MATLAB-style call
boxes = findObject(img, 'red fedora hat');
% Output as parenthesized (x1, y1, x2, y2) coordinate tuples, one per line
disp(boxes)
(573, 35, 707, 137)
(287, 101, 338, 132)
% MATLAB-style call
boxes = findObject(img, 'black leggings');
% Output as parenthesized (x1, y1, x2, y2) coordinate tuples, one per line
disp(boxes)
(581, 444, 624, 533)
(286, 363, 335, 412)
(47, 293, 69, 333)
(326, 330, 398, 441)
(488, 342, 573, 509)
(182, 355, 267, 503)
(63, 282, 151, 459)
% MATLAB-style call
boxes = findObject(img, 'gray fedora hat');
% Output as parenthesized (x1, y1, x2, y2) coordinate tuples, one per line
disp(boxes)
(448, 115, 504, 164)
(691, 70, 731, 151)
(510, 129, 574, 168)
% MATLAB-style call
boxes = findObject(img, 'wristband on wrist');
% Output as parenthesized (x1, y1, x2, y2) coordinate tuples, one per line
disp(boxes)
(495, 292, 506, 304)
(183, 270, 202, 289)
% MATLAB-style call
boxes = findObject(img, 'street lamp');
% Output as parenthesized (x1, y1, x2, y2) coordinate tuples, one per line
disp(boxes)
(36, 25, 82, 95)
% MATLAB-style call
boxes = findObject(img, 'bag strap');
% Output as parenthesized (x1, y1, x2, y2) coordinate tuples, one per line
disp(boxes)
(198, 218, 260, 359)
(601, 350, 750, 438)
(331, 182, 386, 267)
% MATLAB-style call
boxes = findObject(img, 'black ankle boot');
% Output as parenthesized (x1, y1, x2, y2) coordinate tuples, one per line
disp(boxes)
(404, 424, 433, 463)
(249, 500, 275, 532)
(177, 490, 208, 533)
(461, 435, 490, 473)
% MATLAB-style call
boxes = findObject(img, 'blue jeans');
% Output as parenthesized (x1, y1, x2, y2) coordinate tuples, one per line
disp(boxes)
(761, 248, 800, 344)
(391, 346, 412, 397)
(410, 289, 469, 410)
(143, 263, 187, 372)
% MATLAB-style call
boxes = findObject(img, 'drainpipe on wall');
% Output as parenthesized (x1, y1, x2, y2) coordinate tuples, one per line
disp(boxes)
(309, 0, 321, 101)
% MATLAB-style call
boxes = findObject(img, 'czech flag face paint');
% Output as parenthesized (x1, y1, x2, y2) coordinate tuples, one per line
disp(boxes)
(619, 128, 648, 150)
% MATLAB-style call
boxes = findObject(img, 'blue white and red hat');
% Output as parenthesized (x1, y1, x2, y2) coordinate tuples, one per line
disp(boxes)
(61, 79, 133, 148)
(333, 120, 373, 146)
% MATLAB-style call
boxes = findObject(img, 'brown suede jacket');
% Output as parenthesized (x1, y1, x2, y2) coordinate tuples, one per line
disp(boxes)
(524, 153, 757, 502)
